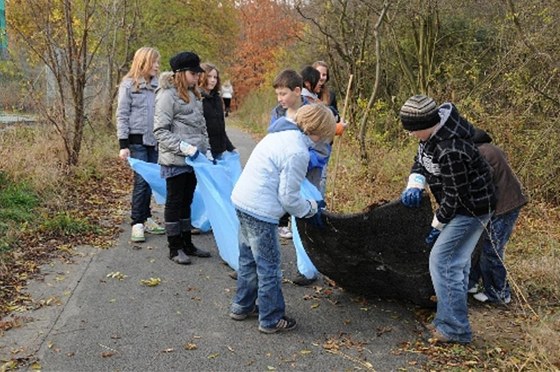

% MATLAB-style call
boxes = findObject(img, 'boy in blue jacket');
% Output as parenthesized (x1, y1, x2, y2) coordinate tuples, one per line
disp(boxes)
(230, 104, 336, 334)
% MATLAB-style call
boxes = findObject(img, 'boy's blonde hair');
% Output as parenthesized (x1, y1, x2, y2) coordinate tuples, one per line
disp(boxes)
(294, 104, 336, 141)
(124, 47, 160, 91)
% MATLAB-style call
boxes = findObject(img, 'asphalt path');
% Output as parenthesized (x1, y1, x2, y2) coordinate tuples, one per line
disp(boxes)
(0, 125, 425, 371)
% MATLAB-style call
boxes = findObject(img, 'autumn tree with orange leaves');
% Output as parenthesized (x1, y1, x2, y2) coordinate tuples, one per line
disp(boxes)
(228, 0, 303, 105)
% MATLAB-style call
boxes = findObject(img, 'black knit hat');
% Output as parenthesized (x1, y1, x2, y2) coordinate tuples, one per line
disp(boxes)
(169, 51, 204, 73)
(400, 95, 440, 131)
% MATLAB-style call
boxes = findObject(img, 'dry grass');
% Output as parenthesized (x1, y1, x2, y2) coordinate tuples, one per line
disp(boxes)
(0, 123, 66, 195)
(0, 120, 118, 208)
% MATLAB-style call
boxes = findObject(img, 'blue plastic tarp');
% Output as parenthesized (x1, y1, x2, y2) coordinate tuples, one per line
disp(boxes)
(291, 180, 321, 279)
(127, 157, 212, 232)
(128, 152, 319, 276)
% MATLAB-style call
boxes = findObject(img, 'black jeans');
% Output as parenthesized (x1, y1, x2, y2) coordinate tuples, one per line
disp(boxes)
(130, 144, 158, 225)
(164, 171, 197, 223)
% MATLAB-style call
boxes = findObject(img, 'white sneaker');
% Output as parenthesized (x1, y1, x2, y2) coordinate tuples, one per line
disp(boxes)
(145, 217, 165, 235)
(473, 292, 489, 303)
(467, 286, 479, 294)
(131, 223, 145, 242)
(278, 226, 292, 239)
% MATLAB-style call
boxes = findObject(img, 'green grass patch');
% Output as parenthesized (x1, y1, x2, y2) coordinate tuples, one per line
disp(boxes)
(0, 173, 39, 215)
(40, 211, 98, 236)
(0, 172, 40, 251)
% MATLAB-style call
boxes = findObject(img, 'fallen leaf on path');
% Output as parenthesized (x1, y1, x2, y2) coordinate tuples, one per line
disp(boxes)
(376, 326, 393, 337)
(184, 343, 198, 350)
(106, 272, 127, 280)
(1, 360, 18, 371)
(140, 277, 161, 286)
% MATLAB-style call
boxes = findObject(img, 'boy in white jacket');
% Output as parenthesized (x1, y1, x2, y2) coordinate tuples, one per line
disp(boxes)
(230, 104, 336, 334)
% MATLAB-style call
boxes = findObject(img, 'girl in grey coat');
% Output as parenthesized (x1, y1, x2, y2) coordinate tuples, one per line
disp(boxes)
(153, 51, 212, 264)
(116, 47, 165, 243)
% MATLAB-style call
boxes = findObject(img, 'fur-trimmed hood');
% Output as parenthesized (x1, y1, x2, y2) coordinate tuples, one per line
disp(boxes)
(157, 71, 175, 90)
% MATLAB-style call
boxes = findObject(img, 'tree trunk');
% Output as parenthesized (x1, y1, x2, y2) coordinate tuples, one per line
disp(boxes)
(358, 1, 390, 161)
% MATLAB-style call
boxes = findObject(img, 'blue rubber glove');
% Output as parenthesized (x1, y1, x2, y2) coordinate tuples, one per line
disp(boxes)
(425, 227, 441, 246)
(401, 188, 423, 208)
(304, 200, 326, 228)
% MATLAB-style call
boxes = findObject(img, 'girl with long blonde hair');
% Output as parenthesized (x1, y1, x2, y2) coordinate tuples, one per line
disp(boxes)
(116, 46, 164, 243)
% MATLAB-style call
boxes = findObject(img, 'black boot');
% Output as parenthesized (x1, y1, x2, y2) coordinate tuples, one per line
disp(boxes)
(167, 222, 191, 265)
(180, 219, 211, 258)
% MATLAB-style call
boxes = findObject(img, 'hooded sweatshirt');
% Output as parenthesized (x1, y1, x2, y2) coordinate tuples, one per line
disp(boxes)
(231, 117, 313, 223)
(472, 128, 527, 216)
(410, 103, 496, 224)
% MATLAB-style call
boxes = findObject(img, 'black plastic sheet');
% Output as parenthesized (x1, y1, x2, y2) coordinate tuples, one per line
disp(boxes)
(296, 197, 436, 307)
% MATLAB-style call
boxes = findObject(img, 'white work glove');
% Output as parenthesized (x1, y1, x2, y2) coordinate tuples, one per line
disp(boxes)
(304, 199, 319, 218)
(119, 148, 130, 160)
(205, 150, 216, 164)
(431, 214, 446, 231)
(180, 141, 199, 158)
(407, 173, 426, 190)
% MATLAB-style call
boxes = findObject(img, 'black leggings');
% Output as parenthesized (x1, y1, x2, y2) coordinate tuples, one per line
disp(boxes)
(223, 98, 231, 111)
(165, 171, 197, 222)
(279, 213, 290, 227)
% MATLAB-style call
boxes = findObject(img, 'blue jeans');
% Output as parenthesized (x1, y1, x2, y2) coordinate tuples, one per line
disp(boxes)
(231, 210, 285, 329)
(430, 213, 491, 343)
(469, 208, 521, 302)
(130, 144, 158, 225)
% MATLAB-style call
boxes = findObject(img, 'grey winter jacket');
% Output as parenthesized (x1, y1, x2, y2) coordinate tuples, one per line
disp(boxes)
(153, 72, 210, 167)
(116, 76, 158, 148)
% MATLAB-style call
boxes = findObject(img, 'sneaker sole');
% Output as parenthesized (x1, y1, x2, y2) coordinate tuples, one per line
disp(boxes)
(145, 229, 165, 235)
(131, 237, 146, 242)
(258, 323, 297, 334)
(229, 306, 258, 321)
(229, 313, 248, 321)
(170, 257, 191, 265)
